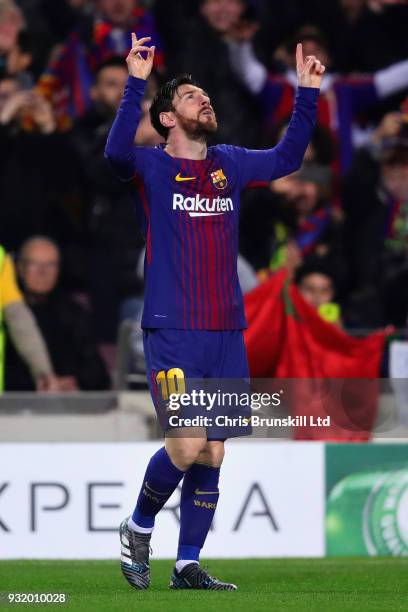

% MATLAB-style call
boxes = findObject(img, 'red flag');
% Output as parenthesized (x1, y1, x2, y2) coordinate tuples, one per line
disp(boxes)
(244, 272, 387, 440)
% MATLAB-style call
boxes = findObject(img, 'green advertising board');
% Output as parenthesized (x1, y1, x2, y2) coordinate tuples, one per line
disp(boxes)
(326, 444, 408, 556)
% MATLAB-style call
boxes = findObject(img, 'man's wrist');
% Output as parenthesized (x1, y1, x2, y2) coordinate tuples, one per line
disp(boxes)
(128, 74, 147, 83)
(127, 75, 148, 92)
(297, 86, 320, 94)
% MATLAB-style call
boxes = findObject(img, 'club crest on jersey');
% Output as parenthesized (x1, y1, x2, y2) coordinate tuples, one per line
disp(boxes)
(211, 169, 228, 190)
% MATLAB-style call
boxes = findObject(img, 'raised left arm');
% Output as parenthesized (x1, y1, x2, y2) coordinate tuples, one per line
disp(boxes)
(236, 44, 325, 188)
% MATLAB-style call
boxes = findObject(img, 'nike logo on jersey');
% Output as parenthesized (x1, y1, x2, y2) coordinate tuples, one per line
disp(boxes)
(175, 173, 196, 182)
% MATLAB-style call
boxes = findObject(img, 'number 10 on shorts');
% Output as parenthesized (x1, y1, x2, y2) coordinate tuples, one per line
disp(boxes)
(156, 368, 185, 400)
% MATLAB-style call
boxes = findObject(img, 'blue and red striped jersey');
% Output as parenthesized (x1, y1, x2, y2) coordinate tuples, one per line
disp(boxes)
(105, 77, 319, 330)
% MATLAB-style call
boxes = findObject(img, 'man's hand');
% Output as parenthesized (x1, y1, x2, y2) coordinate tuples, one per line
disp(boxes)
(126, 33, 155, 80)
(57, 376, 80, 392)
(0, 90, 29, 125)
(296, 43, 325, 89)
(372, 111, 403, 144)
(36, 373, 60, 393)
(29, 92, 56, 134)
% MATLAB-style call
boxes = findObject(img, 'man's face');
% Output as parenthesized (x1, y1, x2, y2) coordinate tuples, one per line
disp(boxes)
(276, 175, 320, 216)
(6, 42, 32, 75)
(97, 0, 135, 26)
(167, 84, 218, 139)
(341, 0, 366, 15)
(382, 164, 408, 202)
(201, 0, 244, 34)
(19, 241, 60, 296)
(0, 6, 24, 54)
(92, 65, 128, 111)
(299, 273, 334, 309)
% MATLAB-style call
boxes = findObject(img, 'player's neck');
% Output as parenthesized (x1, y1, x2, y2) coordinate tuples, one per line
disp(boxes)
(164, 133, 207, 161)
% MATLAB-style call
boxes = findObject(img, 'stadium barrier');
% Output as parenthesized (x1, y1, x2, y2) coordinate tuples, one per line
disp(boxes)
(0, 440, 407, 559)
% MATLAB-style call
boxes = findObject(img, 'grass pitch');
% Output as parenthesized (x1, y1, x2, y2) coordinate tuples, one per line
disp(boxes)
(0, 559, 407, 611)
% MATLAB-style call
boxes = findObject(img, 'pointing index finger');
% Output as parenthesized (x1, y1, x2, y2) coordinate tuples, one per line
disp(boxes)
(131, 32, 137, 47)
(296, 43, 303, 69)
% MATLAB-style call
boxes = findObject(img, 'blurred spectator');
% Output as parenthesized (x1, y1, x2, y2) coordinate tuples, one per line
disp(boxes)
(20, 0, 92, 48)
(254, 0, 408, 73)
(0, 76, 84, 270)
(0, 78, 56, 132)
(5, 237, 111, 391)
(240, 159, 345, 287)
(37, 0, 164, 128)
(344, 108, 408, 326)
(0, 0, 24, 78)
(152, 0, 200, 59)
(0, 243, 58, 392)
(295, 263, 343, 327)
(230, 24, 408, 172)
(330, 0, 408, 72)
(165, 0, 261, 147)
(6, 29, 39, 86)
(237, 254, 259, 294)
(70, 57, 156, 341)
(0, 71, 18, 107)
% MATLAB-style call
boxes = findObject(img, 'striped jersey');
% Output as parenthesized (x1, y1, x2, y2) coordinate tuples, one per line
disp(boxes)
(105, 77, 319, 330)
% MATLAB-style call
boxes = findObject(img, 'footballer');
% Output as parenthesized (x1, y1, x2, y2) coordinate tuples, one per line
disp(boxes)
(105, 33, 324, 591)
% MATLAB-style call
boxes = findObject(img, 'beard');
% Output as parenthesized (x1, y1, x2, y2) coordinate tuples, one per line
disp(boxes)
(175, 110, 218, 140)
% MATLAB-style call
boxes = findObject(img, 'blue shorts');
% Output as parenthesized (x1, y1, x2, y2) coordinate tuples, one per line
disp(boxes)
(143, 329, 251, 438)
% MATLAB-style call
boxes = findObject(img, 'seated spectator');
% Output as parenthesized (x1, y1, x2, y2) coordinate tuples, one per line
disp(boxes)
(37, 0, 164, 128)
(0, 243, 58, 392)
(5, 237, 111, 391)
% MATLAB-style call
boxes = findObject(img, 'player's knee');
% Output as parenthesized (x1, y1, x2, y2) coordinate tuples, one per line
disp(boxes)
(166, 439, 206, 470)
(199, 442, 225, 467)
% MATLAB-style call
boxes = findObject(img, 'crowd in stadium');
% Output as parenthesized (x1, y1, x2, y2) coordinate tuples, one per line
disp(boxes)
(0, 0, 407, 391)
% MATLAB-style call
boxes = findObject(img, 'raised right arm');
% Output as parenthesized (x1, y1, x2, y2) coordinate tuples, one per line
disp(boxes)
(105, 76, 148, 180)
(104, 34, 155, 181)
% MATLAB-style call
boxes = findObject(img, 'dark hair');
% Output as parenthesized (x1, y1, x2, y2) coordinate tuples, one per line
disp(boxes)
(95, 55, 128, 78)
(381, 144, 408, 168)
(287, 25, 329, 56)
(295, 263, 335, 288)
(149, 74, 199, 139)
(17, 30, 37, 55)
